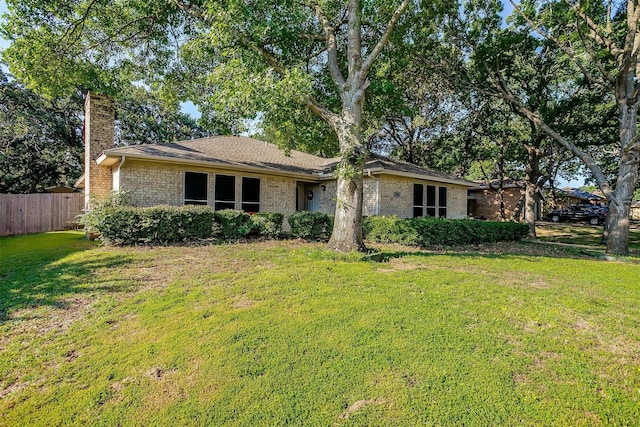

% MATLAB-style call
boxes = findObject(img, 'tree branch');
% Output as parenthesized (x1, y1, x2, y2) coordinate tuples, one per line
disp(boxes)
(575, 15, 613, 83)
(361, 0, 409, 78)
(312, 1, 346, 88)
(304, 95, 339, 124)
(62, 0, 99, 46)
(347, 0, 362, 76)
(510, 1, 609, 87)
(487, 65, 615, 202)
(571, 0, 623, 59)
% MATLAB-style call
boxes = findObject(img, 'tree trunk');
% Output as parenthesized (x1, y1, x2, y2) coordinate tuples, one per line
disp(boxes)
(604, 147, 638, 255)
(524, 181, 537, 237)
(524, 145, 541, 238)
(605, 95, 640, 255)
(327, 99, 367, 253)
(329, 166, 366, 252)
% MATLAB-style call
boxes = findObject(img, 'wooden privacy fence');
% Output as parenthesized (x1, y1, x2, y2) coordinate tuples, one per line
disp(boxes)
(0, 193, 85, 237)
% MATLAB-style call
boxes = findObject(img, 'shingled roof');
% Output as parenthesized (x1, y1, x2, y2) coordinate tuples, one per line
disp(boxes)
(97, 136, 475, 186)
(98, 136, 330, 176)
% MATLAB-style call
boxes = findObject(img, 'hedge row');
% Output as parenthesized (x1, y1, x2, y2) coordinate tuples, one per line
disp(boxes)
(81, 205, 216, 245)
(81, 193, 527, 246)
(363, 216, 529, 246)
(81, 199, 284, 245)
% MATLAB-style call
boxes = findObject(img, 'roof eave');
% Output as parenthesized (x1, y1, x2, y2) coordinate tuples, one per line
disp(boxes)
(97, 152, 321, 180)
(369, 169, 476, 187)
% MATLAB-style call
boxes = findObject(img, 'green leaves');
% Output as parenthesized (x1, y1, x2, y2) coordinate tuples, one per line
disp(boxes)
(0, 66, 84, 193)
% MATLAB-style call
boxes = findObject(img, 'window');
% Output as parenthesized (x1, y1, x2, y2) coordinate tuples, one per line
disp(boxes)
(184, 172, 208, 205)
(242, 177, 260, 212)
(215, 174, 236, 210)
(413, 184, 424, 218)
(414, 183, 447, 218)
(426, 185, 436, 217)
(438, 187, 447, 218)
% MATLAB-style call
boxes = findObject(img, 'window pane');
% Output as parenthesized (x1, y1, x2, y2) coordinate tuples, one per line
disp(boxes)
(242, 203, 260, 213)
(439, 187, 447, 207)
(215, 175, 235, 202)
(242, 177, 260, 203)
(427, 185, 436, 207)
(185, 172, 207, 203)
(426, 207, 436, 217)
(439, 207, 447, 218)
(413, 207, 423, 218)
(215, 202, 236, 210)
(413, 184, 423, 206)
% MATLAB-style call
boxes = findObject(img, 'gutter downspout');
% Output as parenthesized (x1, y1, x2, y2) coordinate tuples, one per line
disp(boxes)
(367, 170, 380, 216)
(115, 155, 126, 192)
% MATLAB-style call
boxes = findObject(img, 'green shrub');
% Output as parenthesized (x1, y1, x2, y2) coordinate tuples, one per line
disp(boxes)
(250, 212, 284, 238)
(213, 209, 252, 240)
(363, 216, 529, 246)
(362, 216, 420, 245)
(288, 211, 333, 240)
(79, 199, 216, 245)
(138, 206, 216, 243)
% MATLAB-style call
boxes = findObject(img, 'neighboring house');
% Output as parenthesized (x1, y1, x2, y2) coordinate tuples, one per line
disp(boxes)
(550, 187, 606, 208)
(467, 179, 542, 221)
(77, 93, 475, 230)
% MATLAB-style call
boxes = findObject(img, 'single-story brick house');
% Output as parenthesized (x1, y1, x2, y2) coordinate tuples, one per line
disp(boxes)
(78, 93, 475, 229)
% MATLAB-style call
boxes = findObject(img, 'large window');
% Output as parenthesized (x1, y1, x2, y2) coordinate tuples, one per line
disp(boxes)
(242, 177, 261, 212)
(184, 172, 208, 205)
(413, 184, 424, 218)
(215, 174, 236, 210)
(413, 183, 447, 218)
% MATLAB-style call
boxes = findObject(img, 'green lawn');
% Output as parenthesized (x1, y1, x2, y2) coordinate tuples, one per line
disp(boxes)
(1, 232, 639, 425)
(536, 221, 640, 253)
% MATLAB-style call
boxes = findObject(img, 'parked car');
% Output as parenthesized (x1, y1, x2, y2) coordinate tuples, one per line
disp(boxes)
(546, 204, 608, 225)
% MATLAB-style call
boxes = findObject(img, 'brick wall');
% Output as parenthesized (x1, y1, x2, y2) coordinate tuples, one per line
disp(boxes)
(468, 187, 523, 221)
(312, 174, 468, 219)
(318, 181, 336, 214)
(116, 160, 470, 227)
(374, 174, 468, 219)
(84, 92, 115, 208)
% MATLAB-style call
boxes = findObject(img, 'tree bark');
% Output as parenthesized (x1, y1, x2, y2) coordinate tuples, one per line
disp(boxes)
(604, 102, 639, 254)
(524, 145, 541, 238)
(328, 93, 367, 252)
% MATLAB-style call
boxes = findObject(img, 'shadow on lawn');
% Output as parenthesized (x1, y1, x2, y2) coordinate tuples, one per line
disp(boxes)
(0, 232, 135, 322)
(362, 241, 623, 264)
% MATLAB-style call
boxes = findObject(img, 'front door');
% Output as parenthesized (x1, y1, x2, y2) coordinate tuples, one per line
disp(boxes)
(296, 182, 320, 212)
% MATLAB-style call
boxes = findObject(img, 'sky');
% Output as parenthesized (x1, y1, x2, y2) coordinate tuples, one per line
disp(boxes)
(0, 0, 584, 187)
(0, 0, 8, 50)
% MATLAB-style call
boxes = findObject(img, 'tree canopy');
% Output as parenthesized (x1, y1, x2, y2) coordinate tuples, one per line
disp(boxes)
(0, 64, 212, 193)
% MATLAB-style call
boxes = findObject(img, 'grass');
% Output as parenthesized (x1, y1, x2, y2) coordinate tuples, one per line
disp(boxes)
(1, 231, 639, 425)
(536, 221, 640, 253)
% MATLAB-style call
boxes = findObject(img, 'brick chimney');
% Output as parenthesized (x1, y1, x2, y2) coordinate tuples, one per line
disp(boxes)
(84, 92, 115, 208)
